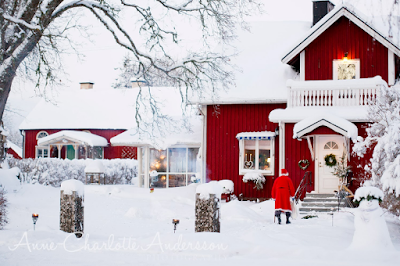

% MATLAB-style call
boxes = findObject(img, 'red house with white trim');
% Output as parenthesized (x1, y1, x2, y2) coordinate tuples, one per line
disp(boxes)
(195, 1, 400, 199)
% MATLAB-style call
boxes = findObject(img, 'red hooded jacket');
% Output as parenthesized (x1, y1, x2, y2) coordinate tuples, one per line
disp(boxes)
(271, 175, 295, 212)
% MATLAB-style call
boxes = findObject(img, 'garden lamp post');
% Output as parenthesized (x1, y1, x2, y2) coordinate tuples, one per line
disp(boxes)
(172, 219, 179, 233)
(32, 213, 39, 231)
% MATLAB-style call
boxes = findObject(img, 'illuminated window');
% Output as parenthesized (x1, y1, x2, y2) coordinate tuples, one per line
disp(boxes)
(333, 59, 360, 80)
(237, 132, 275, 175)
(149, 147, 199, 188)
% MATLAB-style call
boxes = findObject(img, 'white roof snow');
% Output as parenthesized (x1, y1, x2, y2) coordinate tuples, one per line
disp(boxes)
(110, 116, 202, 150)
(189, 20, 311, 105)
(84, 160, 106, 173)
(37, 130, 108, 147)
(5, 140, 22, 158)
(269, 106, 369, 123)
(293, 113, 358, 141)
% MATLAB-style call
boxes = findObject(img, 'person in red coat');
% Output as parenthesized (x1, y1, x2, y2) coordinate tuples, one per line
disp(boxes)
(272, 169, 295, 224)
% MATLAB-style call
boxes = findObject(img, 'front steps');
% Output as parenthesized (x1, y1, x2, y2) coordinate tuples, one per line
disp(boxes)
(298, 193, 345, 214)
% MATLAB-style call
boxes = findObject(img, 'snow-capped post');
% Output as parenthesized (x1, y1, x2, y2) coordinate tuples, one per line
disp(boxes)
(195, 182, 223, 233)
(349, 186, 394, 251)
(60, 179, 84, 238)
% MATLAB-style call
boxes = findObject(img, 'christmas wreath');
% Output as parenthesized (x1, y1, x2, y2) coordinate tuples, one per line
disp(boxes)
(298, 159, 310, 170)
(324, 154, 337, 167)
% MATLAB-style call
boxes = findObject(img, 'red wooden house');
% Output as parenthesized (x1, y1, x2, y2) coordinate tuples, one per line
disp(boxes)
(195, 1, 400, 199)
(19, 82, 138, 160)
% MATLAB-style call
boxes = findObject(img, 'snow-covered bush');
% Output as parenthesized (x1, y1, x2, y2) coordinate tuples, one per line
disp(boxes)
(0, 188, 7, 229)
(6, 158, 137, 187)
(243, 172, 266, 190)
(353, 84, 400, 216)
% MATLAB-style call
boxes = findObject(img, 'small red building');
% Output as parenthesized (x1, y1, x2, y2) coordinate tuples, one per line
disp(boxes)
(195, 1, 400, 199)
(19, 82, 138, 160)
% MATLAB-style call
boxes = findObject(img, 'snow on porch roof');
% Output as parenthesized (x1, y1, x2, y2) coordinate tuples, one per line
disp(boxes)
(236, 131, 276, 140)
(37, 130, 108, 147)
(293, 113, 358, 141)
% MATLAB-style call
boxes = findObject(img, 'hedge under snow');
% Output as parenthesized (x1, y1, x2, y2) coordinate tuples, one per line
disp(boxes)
(6, 158, 137, 187)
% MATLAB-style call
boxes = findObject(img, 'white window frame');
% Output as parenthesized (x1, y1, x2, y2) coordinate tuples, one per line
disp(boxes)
(36, 131, 48, 140)
(238, 137, 275, 176)
(35, 146, 49, 158)
(147, 146, 200, 188)
(333, 59, 360, 80)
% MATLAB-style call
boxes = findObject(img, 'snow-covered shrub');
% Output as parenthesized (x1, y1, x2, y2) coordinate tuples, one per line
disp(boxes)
(6, 158, 137, 187)
(243, 172, 266, 190)
(353, 84, 400, 216)
(0, 188, 7, 229)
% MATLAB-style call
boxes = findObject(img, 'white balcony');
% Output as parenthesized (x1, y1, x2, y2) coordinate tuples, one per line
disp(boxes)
(287, 76, 386, 108)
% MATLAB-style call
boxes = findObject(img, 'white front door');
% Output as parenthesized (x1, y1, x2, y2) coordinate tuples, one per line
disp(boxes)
(316, 135, 345, 193)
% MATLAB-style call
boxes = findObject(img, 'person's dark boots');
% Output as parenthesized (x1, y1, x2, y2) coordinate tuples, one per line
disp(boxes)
(286, 212, 291, 224)
(275, 211, 281, 224)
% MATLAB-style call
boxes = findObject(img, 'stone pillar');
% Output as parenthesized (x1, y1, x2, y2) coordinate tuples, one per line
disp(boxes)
(60, 180, 84, 238)
(195, 193, 220, 233)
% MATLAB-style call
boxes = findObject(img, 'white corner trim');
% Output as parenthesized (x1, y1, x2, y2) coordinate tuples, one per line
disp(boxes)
(388, 50, 395, 86)
(295, 119, 348, 138)
(306, 136, 315, 161)
(300, 50, 305, 81)
(279, 122, 285, 172)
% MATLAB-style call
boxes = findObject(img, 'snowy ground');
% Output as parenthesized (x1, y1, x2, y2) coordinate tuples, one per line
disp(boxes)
(1, 184, 400, 266)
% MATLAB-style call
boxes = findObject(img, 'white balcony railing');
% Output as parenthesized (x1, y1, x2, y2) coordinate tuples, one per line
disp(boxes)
(287, 77, 384, 108)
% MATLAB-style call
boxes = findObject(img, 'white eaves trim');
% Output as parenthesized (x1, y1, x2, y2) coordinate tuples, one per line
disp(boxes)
(293, 114, 358, 142)
(282, 6, 400, 64)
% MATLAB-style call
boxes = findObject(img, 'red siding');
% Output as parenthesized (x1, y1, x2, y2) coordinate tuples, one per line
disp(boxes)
(206, 103, 285, 199)
(305, 17, 389, 82)
(23, 129, 136, 160)
(285, 123, 316, 193)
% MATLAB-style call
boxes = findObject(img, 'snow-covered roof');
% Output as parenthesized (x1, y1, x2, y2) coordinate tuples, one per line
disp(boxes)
(282, 3, 400, 64)
(236, 131, 276, 140)
(110, 116, 202, 150)
(293, 113, 358, 141)
(6, 140, 22, 158)
(37, 130, 108, 147)
(189, 20, 311, 105)
(84, 160, 106, 173)
(269, 106, 369, 123)
(19, 86, 191, 132)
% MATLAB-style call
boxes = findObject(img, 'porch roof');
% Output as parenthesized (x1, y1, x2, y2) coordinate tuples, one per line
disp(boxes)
(293, 113, 358, 141)
(37, 130, 108, 147)
(269, 106, 369, 123)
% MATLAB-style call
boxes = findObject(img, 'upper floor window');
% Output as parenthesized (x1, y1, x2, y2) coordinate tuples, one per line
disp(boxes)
(237, 132, 275, 176)
(36, 131, 48, 140)
(333, 59, 360, 80)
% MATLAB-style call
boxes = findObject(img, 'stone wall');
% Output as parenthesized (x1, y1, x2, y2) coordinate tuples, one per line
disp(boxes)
(60, 190, 84, 237)
(195, 193, 220, 232)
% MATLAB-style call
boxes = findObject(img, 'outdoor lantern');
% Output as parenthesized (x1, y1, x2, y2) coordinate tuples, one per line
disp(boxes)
(343, 52, 348, 61)
(172, 219, 180, 233)
(150, 188, 154, 193)
(32, 213, 39, 230)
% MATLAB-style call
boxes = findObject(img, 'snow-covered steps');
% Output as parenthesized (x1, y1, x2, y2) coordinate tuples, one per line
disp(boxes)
(298, 193, 344, 214)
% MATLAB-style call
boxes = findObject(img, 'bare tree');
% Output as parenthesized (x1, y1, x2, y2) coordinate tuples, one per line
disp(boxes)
(0, 0, 260, 122)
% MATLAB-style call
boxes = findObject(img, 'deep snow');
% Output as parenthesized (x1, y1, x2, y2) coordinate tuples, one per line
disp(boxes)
(0, 183, 399, 266)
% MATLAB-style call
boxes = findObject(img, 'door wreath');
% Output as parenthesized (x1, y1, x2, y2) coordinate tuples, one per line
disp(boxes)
(324, 153, 337, 167)
(298, 159, 310, 170)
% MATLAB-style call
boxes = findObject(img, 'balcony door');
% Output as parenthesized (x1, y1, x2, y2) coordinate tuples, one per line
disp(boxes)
(316, 135, 344, 194)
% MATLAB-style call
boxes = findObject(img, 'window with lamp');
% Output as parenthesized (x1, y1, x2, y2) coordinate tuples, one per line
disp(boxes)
(237, 132, 275, 175)
(333, 53, 360, 80)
